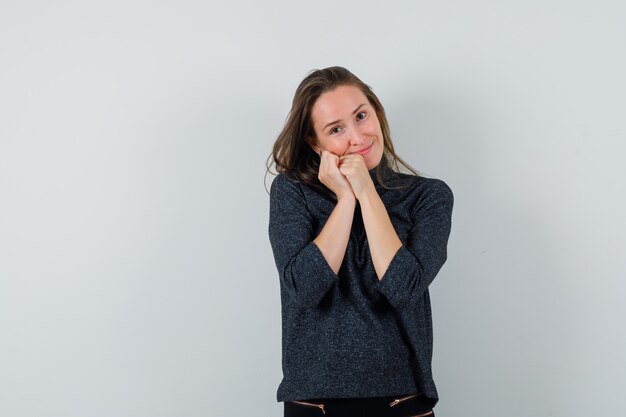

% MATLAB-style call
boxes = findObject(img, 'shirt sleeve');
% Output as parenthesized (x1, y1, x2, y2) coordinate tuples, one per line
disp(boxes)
(375, 178, 454, 311)
(268, 174, 338, 308)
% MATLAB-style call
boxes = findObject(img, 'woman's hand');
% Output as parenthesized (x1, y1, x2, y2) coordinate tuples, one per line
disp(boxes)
(318, 150, 355, 202)
(338, 154, 375, 200)
(339, 154, 402, 280)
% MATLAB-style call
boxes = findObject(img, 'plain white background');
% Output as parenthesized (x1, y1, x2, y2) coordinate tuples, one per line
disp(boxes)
(1, 1, 625, 416)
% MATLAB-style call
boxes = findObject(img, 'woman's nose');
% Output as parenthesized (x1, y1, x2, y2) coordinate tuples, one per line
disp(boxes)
(347, 129, 366, 146)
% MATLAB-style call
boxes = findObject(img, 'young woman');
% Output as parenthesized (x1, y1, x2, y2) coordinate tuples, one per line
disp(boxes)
(267, 66, 454, 417)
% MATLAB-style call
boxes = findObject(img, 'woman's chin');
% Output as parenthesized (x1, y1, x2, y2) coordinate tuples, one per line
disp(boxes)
(366, 153, 384, 170)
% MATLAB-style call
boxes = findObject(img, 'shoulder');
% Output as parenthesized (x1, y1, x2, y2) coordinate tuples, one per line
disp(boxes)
(421, 177, 453, 203)
(392, 172, 452, 197)
(395, 174, 453, 214)
(269, 172, 310, 211)
(270, 172, 301, 194)
(271, 171, 332, 202)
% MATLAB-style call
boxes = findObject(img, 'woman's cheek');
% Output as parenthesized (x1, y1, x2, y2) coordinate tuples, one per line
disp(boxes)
(330, 142, 349, 157)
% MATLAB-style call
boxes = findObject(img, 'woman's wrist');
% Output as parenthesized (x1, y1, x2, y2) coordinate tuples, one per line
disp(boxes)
(355, 184, 378, 204)
(336, 192, 357, 206)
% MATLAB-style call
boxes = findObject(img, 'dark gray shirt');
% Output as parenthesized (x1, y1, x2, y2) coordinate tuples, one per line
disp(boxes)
(268, 164, 453, 405)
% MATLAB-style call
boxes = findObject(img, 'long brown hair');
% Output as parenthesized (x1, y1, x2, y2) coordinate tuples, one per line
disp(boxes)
(265, 66, 419, 197)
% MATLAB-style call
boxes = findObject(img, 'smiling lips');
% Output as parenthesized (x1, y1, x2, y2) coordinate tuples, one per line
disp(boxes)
(351, 143, 373, 155)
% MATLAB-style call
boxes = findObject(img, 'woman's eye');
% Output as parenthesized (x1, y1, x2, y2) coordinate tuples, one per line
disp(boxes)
(330, 127, 342, 134)
(356, 112, 367, 120)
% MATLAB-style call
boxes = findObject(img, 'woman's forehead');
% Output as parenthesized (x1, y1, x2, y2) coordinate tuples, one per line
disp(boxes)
(312, 86, 369, 122)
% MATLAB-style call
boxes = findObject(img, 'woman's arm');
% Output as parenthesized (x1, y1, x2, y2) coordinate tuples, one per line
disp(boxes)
(338, 155, 453, 311)
(269, 174, 340, 308)
(338, 155, 401, 279)
(357, 188, 402, 280)
(313, 149, 357, 274)
(314, 196, 357, 274)
(373, 178, 453, 310)
(269, 150, 358, 309)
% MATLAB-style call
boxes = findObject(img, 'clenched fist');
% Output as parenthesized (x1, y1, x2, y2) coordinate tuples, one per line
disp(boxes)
(338, 154, 375, 200)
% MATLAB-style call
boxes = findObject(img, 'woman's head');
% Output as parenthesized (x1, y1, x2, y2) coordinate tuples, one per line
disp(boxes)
(267, 66, 417, 192)
(309, 84, 384, 170)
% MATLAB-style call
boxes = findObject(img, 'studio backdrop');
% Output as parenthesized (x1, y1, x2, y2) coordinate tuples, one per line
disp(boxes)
(1, 1, 625, 416)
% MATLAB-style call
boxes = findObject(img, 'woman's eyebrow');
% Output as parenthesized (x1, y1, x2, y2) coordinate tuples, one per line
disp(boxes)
(322, 103, 367, 131)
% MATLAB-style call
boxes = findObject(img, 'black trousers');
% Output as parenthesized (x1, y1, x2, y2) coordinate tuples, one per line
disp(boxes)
(283, 393, 435, 417)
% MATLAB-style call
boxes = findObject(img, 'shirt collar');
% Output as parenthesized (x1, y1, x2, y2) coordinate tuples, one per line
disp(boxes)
(368, 162, 397, 190)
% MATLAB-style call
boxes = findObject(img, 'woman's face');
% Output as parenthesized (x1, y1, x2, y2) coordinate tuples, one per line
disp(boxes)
(309, 85, 384, 170)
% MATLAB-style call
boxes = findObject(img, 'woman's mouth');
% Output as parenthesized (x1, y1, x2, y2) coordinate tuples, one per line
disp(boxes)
(353, 143, 373, 155)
